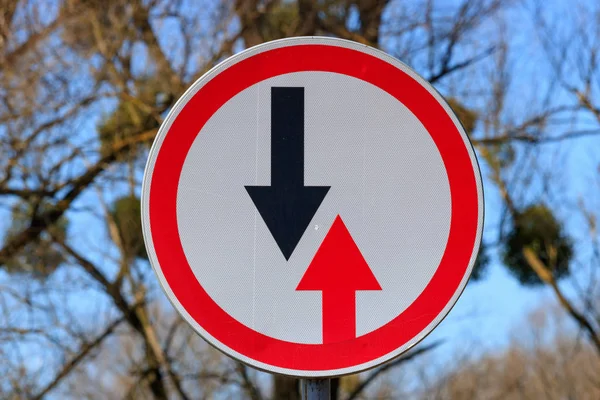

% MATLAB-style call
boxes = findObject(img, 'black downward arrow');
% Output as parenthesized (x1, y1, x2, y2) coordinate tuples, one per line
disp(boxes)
(245, 87, 330, 260)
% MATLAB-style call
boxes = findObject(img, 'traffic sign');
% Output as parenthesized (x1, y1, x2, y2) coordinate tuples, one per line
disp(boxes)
(142, 37, 484, 377)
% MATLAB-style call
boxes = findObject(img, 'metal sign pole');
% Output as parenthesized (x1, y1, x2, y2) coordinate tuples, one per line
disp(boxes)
(301, 378, 330, 400)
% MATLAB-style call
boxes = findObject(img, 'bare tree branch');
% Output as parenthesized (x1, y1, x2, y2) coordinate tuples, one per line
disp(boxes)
(474, 129, 600, 146)
(346, 341, 443, 400)
(236, 362, 263, 400)
(429, 46, 496, 83)
(523, 247, 600, 355)
(31, 316, 126, 400)
(0, 128, 158, 266)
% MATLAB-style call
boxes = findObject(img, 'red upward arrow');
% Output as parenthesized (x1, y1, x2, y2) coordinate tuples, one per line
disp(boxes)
(296, 215, 382, 344)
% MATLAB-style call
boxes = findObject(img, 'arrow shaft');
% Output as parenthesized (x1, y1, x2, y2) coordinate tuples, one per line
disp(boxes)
(271, 87, 304, 187)
(246, 87, 329, 260)
(322, 290, 356, 344)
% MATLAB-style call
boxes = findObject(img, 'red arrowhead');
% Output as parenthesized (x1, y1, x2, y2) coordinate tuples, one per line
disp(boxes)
(296, 215, 381, 343)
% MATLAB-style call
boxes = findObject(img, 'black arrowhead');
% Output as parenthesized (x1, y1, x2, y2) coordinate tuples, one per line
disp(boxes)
(245, 87, 330, 260)
(245, 186, 330, 260)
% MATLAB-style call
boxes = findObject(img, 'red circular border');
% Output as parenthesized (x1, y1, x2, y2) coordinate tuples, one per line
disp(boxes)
(149, 44, 479, 371)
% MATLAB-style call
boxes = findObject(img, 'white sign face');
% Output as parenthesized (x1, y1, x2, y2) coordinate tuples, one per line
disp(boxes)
(142, 37, 484, 377)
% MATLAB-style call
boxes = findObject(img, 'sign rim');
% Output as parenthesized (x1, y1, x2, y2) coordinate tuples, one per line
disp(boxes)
(141, 36, 484, 377)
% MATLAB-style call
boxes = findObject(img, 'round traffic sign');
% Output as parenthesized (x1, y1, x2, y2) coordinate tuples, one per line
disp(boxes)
(142, 37, 483, 377)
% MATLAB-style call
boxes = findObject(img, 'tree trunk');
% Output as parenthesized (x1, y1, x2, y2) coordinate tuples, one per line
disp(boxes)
(274, 376, 300, 400)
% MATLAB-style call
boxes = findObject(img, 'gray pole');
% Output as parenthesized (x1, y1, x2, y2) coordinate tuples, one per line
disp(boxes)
(301, 378, 330, 400)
